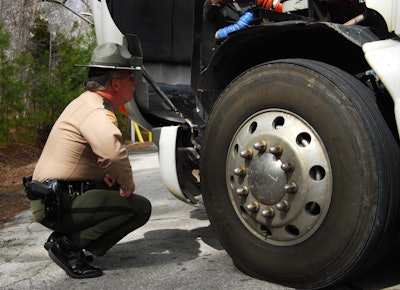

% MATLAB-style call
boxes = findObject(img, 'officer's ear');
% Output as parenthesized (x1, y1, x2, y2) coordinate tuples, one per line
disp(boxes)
(109, 78, 122, 92)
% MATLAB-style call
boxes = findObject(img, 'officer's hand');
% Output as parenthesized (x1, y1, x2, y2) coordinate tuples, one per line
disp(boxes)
(104, 173, 115, 187)
(120, 184, 135, 198)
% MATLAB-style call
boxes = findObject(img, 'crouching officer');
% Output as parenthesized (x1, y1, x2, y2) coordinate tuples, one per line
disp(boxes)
(24, 43, 152, 279)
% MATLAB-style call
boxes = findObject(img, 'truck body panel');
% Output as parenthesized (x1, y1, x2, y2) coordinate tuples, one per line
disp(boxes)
(366, 0, 400, 35)
(363, 39, 400, 136)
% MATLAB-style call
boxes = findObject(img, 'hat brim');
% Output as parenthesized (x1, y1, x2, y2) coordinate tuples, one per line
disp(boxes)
(75, 64, 142, 71)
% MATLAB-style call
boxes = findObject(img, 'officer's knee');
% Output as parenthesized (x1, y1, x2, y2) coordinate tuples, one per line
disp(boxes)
(130, 195, 151, 222)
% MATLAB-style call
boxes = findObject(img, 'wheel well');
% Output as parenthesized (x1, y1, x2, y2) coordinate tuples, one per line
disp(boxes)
(197, 24, 399, 144)
(199, 23, 373, 91)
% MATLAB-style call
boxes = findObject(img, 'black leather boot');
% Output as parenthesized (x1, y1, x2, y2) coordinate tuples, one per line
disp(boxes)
(45, 232, 94, 262)
(44, 232, 63, 250)
(48, 235, 103, 279)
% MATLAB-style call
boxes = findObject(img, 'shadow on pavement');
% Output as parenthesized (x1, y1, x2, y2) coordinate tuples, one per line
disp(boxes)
(96, 226, 223, 270)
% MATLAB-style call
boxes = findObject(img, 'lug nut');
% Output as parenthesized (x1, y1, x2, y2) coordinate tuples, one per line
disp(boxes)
(236, 186, 249, 197)
(253, 140, 267, 152)
(269, 144, 283, 156)
(233, 166, 247, 176)
(284, 182, 298, 193)
(261, 207, 275, 218)
(246, 202, 260, 213)
(276, 200, 290, 212)
(240, 149, 253, 159)
(281, 162, 295, 172)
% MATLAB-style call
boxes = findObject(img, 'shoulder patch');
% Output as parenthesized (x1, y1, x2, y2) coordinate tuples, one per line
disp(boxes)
(106, 112, 118, 125)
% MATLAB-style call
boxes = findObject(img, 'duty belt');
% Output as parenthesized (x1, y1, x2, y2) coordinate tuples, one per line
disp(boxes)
(58, 180, 119, 195)
(58, 180, 97, 195)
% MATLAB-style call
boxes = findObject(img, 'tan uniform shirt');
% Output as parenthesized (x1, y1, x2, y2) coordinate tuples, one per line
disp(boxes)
(33, 91, 134, 189)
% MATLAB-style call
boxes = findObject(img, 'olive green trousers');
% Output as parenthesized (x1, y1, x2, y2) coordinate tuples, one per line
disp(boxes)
(32, 189, 151, 257)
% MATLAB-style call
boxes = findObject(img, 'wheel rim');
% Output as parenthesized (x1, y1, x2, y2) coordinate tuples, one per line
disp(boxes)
(227, 109, 332, 246)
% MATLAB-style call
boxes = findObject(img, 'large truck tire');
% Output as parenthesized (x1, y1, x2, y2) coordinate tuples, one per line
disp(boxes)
(200, 59, 400, 289)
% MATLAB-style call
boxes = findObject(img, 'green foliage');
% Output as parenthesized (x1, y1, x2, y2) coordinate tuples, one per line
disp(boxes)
(28, 16, 51, 68)
(0, 16, 96, 146)
(26, 18, 95, 139)
(115, 110, 133, 143)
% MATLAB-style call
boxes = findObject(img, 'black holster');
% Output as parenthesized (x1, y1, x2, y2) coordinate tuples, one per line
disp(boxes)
(23, 175, 64, 223)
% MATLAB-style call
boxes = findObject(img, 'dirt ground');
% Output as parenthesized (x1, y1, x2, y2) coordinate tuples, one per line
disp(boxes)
(0, 142, 153, 226)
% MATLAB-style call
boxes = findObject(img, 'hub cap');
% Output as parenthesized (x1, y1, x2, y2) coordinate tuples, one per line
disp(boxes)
(227, 109, 332, 246)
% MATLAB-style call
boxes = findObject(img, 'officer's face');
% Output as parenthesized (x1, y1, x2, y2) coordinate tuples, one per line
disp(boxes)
(115, 72, 136, 106)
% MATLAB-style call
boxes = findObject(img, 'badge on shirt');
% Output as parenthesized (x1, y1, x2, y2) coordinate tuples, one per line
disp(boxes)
(106, 112, 118, 126)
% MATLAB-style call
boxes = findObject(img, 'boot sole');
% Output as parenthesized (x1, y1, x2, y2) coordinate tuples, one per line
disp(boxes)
(44, 242, 51, 251)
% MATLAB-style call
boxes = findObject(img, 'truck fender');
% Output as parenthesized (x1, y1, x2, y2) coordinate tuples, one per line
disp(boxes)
(363, 39, 400, 137)
(152, 126, 192, 205)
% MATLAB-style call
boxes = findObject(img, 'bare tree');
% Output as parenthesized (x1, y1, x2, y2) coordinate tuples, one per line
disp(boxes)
(0, 0, 92, 59)
(0, 0, 38, 58)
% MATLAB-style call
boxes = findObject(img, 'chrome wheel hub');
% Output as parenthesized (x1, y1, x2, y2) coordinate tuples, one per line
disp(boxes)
(227, 109, 332, 246)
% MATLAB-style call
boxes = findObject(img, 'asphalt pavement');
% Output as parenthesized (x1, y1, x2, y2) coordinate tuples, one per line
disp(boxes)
(1, 145, 400, 290)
